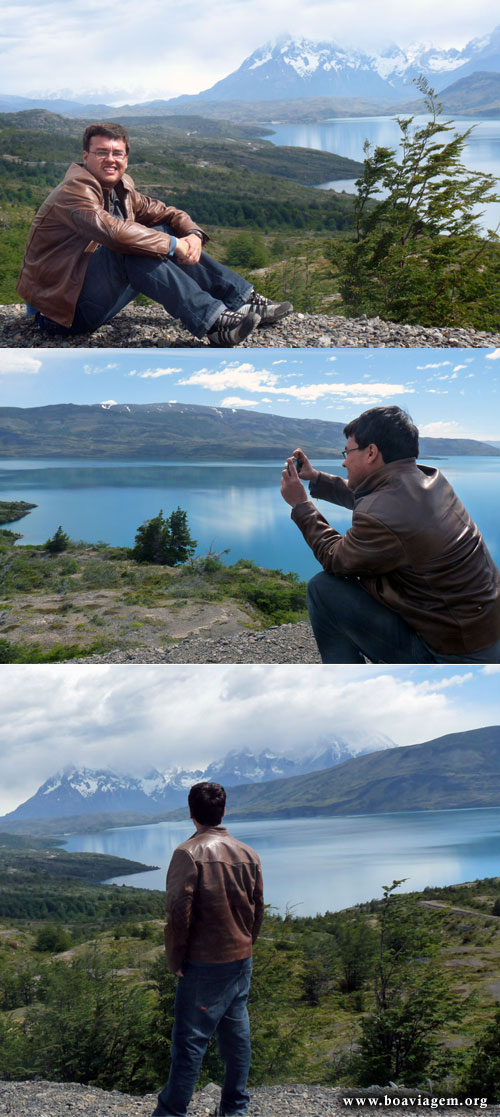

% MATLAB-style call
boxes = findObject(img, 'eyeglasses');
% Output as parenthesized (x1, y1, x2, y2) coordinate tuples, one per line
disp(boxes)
(88, 147, 127, 160)
(341, 447, 363, 459)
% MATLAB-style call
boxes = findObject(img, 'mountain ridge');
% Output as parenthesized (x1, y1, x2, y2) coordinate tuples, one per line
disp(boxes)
(1, 727, 499, 834)
(0, 402, 498, 460)
(1, 26, 499, 113)
(3, 737, 389, 821)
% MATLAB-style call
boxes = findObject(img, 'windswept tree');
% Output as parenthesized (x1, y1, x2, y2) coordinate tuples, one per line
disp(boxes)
(336, 78, 500, 329)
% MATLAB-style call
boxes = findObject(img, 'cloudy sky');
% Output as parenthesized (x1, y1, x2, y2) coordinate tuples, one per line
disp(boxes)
(1, 348, 500, 441)
(1, 0, 498, 102)
(0, 664, 499, 815)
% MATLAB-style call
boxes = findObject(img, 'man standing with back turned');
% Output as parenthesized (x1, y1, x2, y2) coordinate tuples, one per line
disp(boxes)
(280, 405, 500, 664)
(153, 782, 264, 1117)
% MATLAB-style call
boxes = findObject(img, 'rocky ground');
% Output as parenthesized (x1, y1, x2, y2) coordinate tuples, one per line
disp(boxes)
(1, 304, 500, 348)
(70, 621, 321, 663)
(0, 1081, 496, 1117)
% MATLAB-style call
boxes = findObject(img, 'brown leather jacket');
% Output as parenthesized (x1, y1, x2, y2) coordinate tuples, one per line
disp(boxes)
(164, 825, 264, 974)
(292, 459, 500, 655)
(16, 162, 206, 327)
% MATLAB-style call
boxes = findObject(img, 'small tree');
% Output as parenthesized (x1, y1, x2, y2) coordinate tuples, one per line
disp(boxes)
(353, 881, 457, 1085)
(224, 231, 269, 270)
(132, 508, 197, 565)
(336, 78, 500, 329)
(45, 526, 70, 554)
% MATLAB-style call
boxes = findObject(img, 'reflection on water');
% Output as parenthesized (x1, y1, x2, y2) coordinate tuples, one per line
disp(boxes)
(0, 457, 499, 579)
(63, 806, 500, 916)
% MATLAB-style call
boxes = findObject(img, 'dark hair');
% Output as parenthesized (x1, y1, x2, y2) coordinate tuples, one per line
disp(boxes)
(188, 782, 226, 826)
(82, 123, 130, 154)
(344, 406, 419, 462)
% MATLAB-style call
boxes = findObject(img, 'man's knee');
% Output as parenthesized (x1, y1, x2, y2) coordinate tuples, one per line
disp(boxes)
(307, 571, 340, 613)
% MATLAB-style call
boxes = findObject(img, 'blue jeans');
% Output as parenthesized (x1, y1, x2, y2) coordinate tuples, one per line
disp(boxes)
(154, 957, 253, 1117)
(71, 224, 252, 338)
(307, 572, 439, 663)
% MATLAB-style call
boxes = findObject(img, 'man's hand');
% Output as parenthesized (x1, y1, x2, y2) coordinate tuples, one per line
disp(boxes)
(176, 968, 184, 977)
(281, 458, 309, 508)
(291, 448, 319, 484)
(174, 234, 202, 265)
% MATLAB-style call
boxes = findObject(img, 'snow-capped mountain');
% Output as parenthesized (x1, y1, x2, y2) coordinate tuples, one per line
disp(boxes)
(174, 27, 500, 103)
(4, 737, 395, 821)
(3, 766, 178, 820)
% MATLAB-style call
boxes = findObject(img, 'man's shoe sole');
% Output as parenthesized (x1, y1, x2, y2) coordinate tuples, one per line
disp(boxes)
(207, 309, 261, 347)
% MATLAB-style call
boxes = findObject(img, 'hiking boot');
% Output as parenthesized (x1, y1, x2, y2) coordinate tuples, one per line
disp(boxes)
(246, 290, 293, 326)
(206, 307, 261, 347)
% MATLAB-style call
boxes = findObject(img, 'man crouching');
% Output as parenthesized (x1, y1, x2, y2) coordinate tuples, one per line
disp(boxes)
(17, 122, 291, 347)
(153, 781, 264, 1117)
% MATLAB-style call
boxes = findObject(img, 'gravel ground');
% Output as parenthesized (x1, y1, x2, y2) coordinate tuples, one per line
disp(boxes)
(0, 1082, 497, 1117)
(1, 304, 500, 348)
(70, 621, 321, 663)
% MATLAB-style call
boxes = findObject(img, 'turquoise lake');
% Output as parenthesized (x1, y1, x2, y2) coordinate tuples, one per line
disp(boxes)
(0, 455, 499, 580)
(267, 116, 500, 232)
(62, 805, 500, 916)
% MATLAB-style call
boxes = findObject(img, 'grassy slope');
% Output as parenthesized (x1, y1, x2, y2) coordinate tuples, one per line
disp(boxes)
(2, 838, 500, 1087)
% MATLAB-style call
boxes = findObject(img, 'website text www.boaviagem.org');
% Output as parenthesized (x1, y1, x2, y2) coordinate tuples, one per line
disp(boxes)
(342, 1097, 488, 1109)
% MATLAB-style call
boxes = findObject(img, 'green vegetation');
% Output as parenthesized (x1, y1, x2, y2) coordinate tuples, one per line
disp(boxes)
(44, 525, 70, 553)
(334, 80, 500, 329)
(0, 500, 37, 524)
(0, 110, 358, 309)
(132, 508, 197, 566)
(2, 845, 500, 1097)
(0, 530, 307, 661)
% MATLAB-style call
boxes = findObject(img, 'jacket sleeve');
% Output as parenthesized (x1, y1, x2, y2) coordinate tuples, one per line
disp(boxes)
(309, 472, 355, 510)
(291, 501, 406, 576)
(51, 175, 176, 257)
(164, 848, 199, 974)
(131, 190, 208, 243)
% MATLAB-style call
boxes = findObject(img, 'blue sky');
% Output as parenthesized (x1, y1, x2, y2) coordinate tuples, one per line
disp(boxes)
(0, 664, 498, 814)
(1, 348, 500, 442)
(1, 0, 498, 101)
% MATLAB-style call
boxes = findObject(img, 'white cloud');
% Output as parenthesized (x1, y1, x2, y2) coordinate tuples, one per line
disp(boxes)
(129, 367, 182, 379)
(220, 397, 255, 407)
(83, 362, 119, 375)
(453, 365, 467, 372)
(419, 421, 462, 437)
(178, 364, 414, 404)
(0, 665, 493, 816)
(0, 353, 42, 375)
(416, 362, 452, 370)
(485, 349, 500, 361)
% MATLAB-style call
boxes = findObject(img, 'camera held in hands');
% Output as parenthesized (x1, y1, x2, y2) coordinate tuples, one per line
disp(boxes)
(284, 456, 302, 475)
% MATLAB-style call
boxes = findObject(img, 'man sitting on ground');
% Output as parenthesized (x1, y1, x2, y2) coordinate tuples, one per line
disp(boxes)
(17, 122, 292, 347)
(280, 405, 500, 664)
(153, 781, 263, 1117)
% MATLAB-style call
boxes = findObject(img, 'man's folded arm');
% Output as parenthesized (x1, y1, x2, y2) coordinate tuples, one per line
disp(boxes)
(55, 199, 176, 257)
(132, 191, 208, 243)
(164, 849, 198, 974)
(291, 503, 406, 575)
